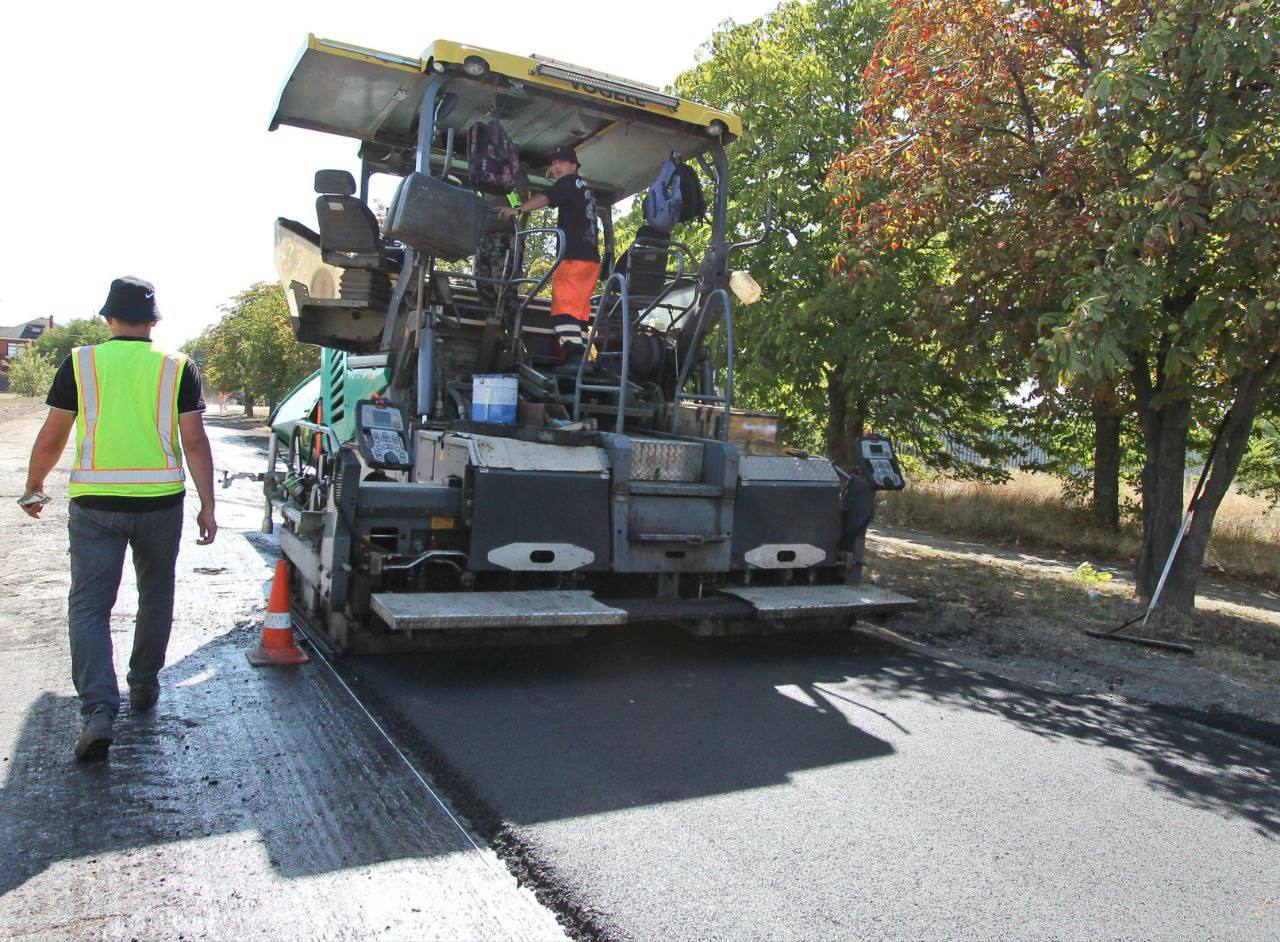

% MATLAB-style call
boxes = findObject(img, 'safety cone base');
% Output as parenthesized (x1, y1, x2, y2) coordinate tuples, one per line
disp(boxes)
(246, 641, 310, 666)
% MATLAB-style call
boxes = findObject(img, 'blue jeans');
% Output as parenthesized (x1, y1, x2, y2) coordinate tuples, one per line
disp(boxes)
(68, 502, 184, 718)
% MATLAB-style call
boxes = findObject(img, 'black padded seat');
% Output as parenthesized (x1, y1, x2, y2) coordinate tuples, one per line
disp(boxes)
(314, 169, 390, 271)
(617, 224, 672, 302)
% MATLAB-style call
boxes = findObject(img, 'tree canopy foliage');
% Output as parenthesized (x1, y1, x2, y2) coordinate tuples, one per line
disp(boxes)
(203, 283, 317, 411)
(31, 318, 111, 366)
(827, 0, 1280, 612)
(672, 0, 1022, 473)
(6, 318, 111, 397)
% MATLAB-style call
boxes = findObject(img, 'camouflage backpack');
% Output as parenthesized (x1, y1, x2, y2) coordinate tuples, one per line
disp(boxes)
(467, 117, 522, 194)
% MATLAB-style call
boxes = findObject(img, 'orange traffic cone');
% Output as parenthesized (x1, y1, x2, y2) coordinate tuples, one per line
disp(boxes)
(247, 559, 310, 666)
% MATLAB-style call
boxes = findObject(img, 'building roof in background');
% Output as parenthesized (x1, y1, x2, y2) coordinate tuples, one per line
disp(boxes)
(0, 317, 52, 342)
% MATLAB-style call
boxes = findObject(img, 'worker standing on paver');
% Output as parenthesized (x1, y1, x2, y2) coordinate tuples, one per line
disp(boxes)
(18, 276, 218, 762)
(499, 145, 600, 371)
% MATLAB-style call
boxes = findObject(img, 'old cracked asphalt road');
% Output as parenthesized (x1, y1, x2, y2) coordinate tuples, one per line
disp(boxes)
(3, 402, 1279, 940)
(0, 404, 565, 941)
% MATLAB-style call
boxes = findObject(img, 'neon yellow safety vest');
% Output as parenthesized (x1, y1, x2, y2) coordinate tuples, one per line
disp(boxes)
(69, 340, 187, 498)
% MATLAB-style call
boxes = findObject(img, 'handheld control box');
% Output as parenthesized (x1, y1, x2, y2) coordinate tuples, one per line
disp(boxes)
(855, 434, 905, 490)
(354, 398, 413, 471)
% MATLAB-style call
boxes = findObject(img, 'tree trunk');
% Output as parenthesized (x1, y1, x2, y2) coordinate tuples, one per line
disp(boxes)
(1131, 350, 1276, 617)
(848, 397, 868, 455)
(1091, 392, 1121, 532)
(1133, 394, 1188, 604)
(825, 364, 850, 466)
(243, 393, 256, 417)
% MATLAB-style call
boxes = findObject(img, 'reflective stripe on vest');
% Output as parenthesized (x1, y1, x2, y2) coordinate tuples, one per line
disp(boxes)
(156, 353, 181, 468)
(68, 343, 188, 491)
(76, 346, 99, 472)
(70, 468, 187, 484)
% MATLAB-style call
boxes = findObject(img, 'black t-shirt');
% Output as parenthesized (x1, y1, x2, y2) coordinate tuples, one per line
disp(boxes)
(546, 173, 600, 262)
(46, 337, 206, 512)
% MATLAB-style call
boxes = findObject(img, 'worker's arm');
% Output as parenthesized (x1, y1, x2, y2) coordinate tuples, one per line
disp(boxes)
(20, 409, 76, 519)
(178, 412, 217, 545)
(498, 193, 550, 220)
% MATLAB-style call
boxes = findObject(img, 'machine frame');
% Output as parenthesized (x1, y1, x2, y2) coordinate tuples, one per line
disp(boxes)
(260, 36, 913, 653)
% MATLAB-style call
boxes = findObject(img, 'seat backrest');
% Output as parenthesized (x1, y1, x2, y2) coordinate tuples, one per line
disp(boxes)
(314, 170, 383, 268)
(620, 224, 671, 301)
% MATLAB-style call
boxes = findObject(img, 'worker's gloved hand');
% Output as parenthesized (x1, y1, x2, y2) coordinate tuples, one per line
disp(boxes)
(17, 492, 50, 519)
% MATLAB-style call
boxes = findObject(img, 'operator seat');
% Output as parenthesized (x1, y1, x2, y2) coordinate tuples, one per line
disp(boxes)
(314, 170, 386, 269)
(313, 169, 397, 311)
(618, 224, 672, 303)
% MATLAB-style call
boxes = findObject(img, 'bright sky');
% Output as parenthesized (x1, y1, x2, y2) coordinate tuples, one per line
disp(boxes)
(1, 0, 779, 349)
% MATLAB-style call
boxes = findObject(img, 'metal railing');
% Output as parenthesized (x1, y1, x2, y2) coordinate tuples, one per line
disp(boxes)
(572, 272, 632, 434)
(669, 288, 734, 441)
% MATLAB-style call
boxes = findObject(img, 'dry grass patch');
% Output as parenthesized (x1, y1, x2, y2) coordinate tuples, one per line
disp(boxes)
(880, 471, 1280, 589)
(868, 540, 1280, 683)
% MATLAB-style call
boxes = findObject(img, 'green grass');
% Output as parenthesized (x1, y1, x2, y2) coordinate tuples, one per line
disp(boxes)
(879, 471, 1280, 589)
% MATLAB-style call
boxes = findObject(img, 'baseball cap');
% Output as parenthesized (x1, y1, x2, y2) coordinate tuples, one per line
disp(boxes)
(549, 145, 580, 167)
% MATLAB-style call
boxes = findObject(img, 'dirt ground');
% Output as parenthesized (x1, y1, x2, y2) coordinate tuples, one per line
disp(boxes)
(865, 526, 1280, 731)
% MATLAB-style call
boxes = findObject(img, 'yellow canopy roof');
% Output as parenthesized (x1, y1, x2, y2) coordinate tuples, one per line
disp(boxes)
(271, 35, 741, 198)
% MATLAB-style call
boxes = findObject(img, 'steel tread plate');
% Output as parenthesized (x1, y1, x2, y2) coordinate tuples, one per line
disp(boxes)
(738, 455, 839, 483)
(629, 437, 704, 482)
(716, 584, 916, 619)
(372, 590, 628, 631)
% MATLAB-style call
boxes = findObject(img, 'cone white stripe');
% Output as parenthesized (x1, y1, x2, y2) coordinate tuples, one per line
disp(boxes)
(263, 611, 292, 629)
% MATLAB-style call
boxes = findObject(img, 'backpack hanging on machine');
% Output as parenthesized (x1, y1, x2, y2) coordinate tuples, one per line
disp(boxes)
(467, 116, 522, 194)
(641, 155, 683, 234)
(673, 160, 706, 224)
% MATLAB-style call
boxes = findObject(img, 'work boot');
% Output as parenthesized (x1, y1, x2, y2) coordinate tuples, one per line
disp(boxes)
(74, 707, 114, 762)
(129, 684, 160, 713)
(555, 349, 585, 376)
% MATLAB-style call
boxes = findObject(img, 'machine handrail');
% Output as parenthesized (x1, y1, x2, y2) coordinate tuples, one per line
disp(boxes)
(509, 226, 565, 360)
(572, 272, 631, 434)
(669, 288, 734, 441)
(293, 420, 345, 456)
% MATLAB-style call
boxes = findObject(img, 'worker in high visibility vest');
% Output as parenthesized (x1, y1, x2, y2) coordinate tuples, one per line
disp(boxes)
(19, 277, 217, 762)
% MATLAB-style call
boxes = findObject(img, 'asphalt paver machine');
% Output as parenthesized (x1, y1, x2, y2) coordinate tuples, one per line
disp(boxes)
(263, 36, 913, 653)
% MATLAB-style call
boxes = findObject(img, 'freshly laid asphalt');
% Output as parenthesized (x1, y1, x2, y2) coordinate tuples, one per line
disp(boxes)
(347, 627, 1280, 940)
(3, 409, 1278, 940)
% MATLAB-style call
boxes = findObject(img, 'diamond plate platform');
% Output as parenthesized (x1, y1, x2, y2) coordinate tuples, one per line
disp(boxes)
(629, 438, 704, 482)
(372, 590, 628, 631)
(738, 455, 840, 483)
(716, 584, 916, 620)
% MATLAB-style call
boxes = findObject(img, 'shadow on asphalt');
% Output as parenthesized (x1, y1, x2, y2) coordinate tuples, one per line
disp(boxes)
(851, 656, 1280, 838)
(347, 626, 1280, 839)
(346, 629, 902, 827)
(0, 625, 466, 899)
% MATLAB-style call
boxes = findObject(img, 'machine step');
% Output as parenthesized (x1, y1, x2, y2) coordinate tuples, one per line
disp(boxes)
(371, 590, 628, 631)
(717, 584, 916, 619)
